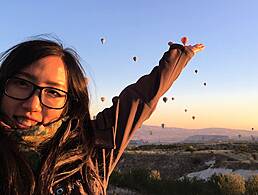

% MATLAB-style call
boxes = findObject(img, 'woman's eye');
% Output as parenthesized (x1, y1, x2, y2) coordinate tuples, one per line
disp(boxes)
(45, 89, 62, 97)
(14, 80, 31, 88)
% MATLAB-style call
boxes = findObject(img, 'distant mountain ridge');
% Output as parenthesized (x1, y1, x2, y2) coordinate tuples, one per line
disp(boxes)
(183, 135, 230, 143)
(132, 125, 258, 144)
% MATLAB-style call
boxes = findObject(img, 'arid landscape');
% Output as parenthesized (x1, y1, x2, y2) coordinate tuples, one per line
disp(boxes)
(108, 126, 258, 194)
(117, 142, 258, 179)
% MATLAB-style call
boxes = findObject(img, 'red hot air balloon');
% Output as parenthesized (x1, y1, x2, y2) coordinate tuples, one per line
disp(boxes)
(181, 37, 188, 46)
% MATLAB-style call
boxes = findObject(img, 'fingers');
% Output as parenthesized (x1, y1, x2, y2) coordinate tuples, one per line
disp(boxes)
(187, 44, 205, 54)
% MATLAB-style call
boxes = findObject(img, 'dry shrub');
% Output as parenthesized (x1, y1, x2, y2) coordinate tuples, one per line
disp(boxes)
(211, 173, 245, 195)
(185, 145, 196, 153)
(245, 174, 258, 195)
(149, 169, 161, 181)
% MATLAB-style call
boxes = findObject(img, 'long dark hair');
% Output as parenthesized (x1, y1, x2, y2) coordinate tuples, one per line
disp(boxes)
(0, 37, 89, 120)
(0, 37, 96, 194)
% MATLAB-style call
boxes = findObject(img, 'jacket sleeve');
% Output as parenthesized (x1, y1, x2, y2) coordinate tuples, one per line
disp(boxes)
(90, 43, 194, 184)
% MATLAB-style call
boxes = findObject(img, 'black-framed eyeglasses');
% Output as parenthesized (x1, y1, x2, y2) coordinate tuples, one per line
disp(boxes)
(4, 77, 69, 109)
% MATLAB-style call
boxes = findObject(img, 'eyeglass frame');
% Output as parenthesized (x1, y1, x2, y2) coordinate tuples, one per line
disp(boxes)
(3, 76, 70, 110)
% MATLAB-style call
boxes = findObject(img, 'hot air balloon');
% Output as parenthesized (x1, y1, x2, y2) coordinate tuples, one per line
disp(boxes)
(192, 116, 195, 120)
(203, 82, 207, 86)
(163, 97, 168, 103)
(252, 128, 254, 131)
(184, 109, 188, 112)
(194, 69, 198, 74)
(171, 97, 175, 101)
(133, 56, 138, 62)
(100, 37, 106, 44)
(161, 123, 165, 128)
(181, 37, 188, 46)
(100, 97, 105, 102)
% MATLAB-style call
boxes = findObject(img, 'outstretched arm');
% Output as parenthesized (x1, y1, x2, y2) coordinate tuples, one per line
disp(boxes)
(91, 37, 204, 181)
(92, 37, 204, 148)
(112, 39, 204, 151)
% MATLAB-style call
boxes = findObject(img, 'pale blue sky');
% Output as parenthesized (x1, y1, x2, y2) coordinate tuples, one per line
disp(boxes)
(1, 0, 258, 129)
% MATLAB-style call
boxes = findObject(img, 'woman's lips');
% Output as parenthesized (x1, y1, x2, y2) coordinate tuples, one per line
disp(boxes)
(13, 116, 39, 128)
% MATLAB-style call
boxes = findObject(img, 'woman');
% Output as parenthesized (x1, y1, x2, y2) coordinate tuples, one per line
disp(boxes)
(0, 37, 204, 194)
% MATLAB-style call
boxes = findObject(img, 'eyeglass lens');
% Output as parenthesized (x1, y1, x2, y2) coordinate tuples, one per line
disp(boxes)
(4, 77, 68, 109)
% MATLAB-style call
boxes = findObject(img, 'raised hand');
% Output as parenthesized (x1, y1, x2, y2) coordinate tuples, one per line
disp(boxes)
(168, 37, 205, 54)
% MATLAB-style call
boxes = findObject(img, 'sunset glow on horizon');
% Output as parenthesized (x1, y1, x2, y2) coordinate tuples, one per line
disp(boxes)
(1, 1, 258, 131)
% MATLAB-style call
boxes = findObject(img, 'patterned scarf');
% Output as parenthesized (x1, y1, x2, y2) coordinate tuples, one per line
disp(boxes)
(0, 114, 68, 172)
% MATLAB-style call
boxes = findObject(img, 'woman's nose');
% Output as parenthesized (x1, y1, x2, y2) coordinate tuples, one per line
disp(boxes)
(21, 90, 42, 112)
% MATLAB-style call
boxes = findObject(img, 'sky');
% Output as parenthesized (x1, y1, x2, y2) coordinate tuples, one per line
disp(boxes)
(0, 0, 257, 130)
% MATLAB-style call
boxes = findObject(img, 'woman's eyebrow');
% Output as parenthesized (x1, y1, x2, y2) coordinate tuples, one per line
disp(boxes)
(16, 71, 37, 81)
(17, 72, 66, 89)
